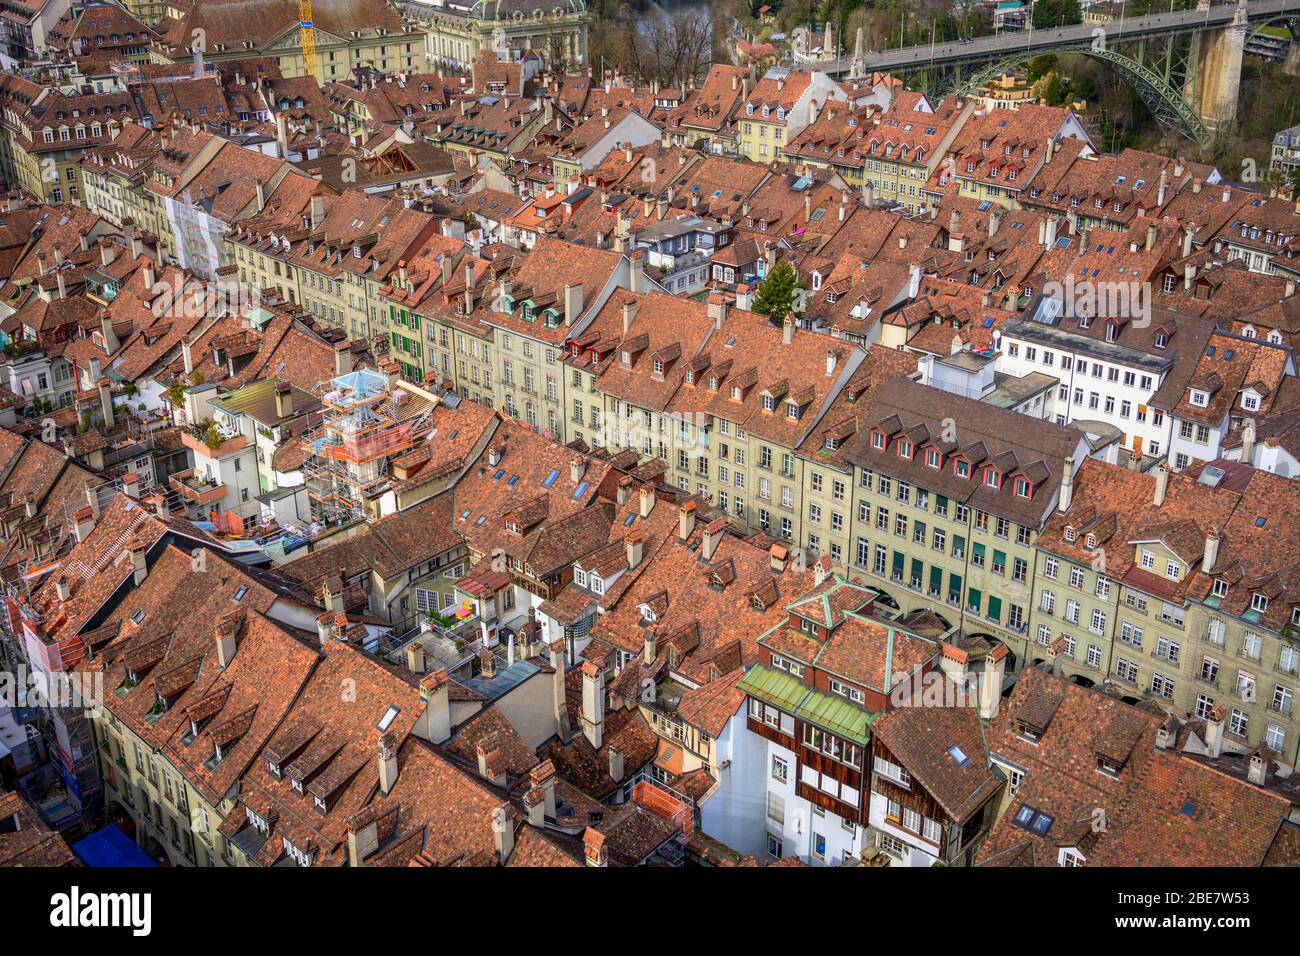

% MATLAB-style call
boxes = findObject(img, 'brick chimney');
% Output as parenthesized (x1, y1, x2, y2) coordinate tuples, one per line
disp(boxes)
(274, 381, 294, 419)
(626, 527, 644, 569)
(638, 484, 655, 518)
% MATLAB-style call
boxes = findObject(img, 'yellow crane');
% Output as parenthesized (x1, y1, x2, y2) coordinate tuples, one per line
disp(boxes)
(298, 0, 319, 80)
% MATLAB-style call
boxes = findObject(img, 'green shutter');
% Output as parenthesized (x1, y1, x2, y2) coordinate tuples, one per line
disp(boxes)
(987, 595, 1002, 622)
(948, 573, 962, 602)
(993, 549, 1007, 570)
(929, 566, 942, 595)
(973, 542, 986, 559)
(892, 551, 905, 577)
(967, 587, 982, 612)
(910, 558, 923, 583)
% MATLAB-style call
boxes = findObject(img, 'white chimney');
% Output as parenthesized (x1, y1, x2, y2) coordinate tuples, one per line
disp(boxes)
(580, 661, 604, 749)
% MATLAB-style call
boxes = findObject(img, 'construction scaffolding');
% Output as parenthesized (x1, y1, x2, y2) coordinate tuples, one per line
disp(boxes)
(302, 369, 435, 526)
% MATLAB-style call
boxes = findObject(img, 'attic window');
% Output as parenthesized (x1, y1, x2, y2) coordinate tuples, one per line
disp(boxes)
(1212, 579, 1228, 598)
(1013, 804, 1054, 836)
(1015, 719, 1042, 743)
(897, 439, 911, 459)
(946, 745, 969, 767)
(926, 449, 940, 468)
(871, 432, 884, 450)
(1251, 593, 1269, 614)
(1064, 527, 1076, 542)
(1014, 478, 1030, 498)
(232, 585, 248, 602)
(955, 460, 969, 479)
(762, 395, 775, 412)
(1096, 754, 1122, 778)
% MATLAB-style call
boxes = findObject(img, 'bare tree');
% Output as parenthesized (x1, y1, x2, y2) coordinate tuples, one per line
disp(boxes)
(641, 10, 715, 89)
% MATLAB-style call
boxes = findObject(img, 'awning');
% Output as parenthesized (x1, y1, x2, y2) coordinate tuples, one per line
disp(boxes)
(71, 824, 157, 867)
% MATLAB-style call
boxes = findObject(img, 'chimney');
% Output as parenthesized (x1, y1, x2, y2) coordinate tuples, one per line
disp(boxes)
(322, 577, 344, 613)
(56, 271, 66, 299)
(979, 645, 1008, 719)
(678, 501, 696, 541)
(310, 195, 325, 231)
(129, 543, 147, 586)
(769, 543, 788, 572)
(607, 745, 624, 783)
(73, 506, 94, 542)
(1153, 463, 1168, 507)
(1204, 704, 1225, 758)
(1157, 169, 1169, 206)
(580, 660, 604, 749)
(702, 518, 725, 562)
(56, 577, 70, 602)
(493, 805, 514, 862)
(638, 484, 655, 518)
(334, 342, 353, 376)
(564, 282, 583, 326)
(1248, 751, 1268, 786)
(121, 471, 140, 501)
(707, 294, 727, 329)
(1145, 222, 1157, 252)
(479, 646, 497, 680)
(476, 744, 507, 786)
(1058, 458, 1074, 513)
(405, 641, 425, 674)
(256, 180, 266, 212)
(1199, 524, 1221, 574)
(628, 250, 648, 294)
(643, 630, 657, 665)
(825, 349, 838, 377)
(548, 641, 571, 739)
(142, 262, 156, 291)
(1240, 418, 1256, 464)
(441, 254, 455, 286)
(100, 244, 114, 268)
(417, 669, 452, 743)
(806, 552, 829, 588)
(782, 317, 794, 345)
(99, 312, 119, 354)
(616, 476, 633, 507)
(274, 381, 294, 419)
(215, 617, 239, 668)
(1184, 262, 1196, 291)
(1044, 217, 1058, 248)
(583, 827, 607, 867)
(622, 299, 637, 333)
(626, 528, 644, 569)
(275, 113, 288, 159)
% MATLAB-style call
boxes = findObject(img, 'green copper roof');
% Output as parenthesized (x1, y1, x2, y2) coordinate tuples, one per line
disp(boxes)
(738, 665, 874, 744)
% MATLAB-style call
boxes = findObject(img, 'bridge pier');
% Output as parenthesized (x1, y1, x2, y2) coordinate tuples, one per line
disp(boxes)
(1192, 0, 1248, 132)
(1285, 39, 1300, 76)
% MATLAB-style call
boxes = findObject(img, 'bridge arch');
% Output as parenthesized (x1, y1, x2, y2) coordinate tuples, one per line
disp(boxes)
(944, 44, 1207, 142)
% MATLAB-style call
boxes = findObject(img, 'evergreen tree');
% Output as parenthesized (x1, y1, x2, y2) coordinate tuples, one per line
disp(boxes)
(752, 261, 803, 325)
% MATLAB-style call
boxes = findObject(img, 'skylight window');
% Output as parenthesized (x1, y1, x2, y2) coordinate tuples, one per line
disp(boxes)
(542, 468, 560, 488)
(572, 481, 590, 499)
(947, 745, 969, 767)
(377, 705, 400, 733)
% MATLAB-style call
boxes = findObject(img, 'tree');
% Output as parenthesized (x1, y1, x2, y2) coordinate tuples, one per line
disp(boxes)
(752, 261, 803, 325)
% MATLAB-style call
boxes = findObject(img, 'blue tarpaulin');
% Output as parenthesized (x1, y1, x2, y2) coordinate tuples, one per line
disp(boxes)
(71, 824, 157, 868)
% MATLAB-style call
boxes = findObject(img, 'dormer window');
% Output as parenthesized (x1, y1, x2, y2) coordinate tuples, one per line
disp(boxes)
(1251, 593, 1269, 614)
(653, 358, 663, 375)
(1064, 526, 1076, 542)
(1015, 477, 1031, 498)
(762, 395, 775, 412)
(1212, 579, 1228, 599)
(897, 439, 911, 459)
(1154, 331, 1168, 349)
(785, 402, 799, 419)
(1190, 389, 1209, 407)
(872, 431, 884, 449)
(731, 385, 741, 400)
(955, 460, 969, 479)
(926, 449, 940, 468)
(622, 350, 631, 365)
(984, 469, 1000, 489)
(1096, 754, 1122, 777)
